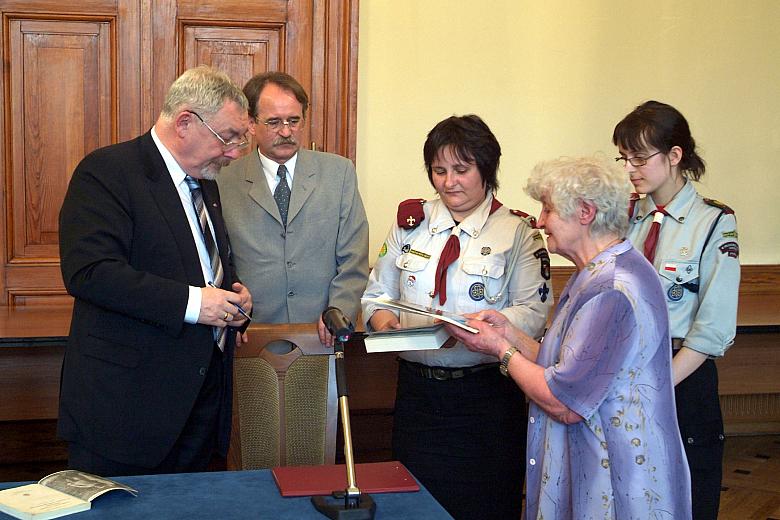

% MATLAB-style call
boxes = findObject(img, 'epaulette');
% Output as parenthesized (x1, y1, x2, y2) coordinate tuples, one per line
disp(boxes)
(628, 192, 641, 218)
(397, 198, 426, 229)
(510, 208, 537, 229)
(704, 198, 735, 215)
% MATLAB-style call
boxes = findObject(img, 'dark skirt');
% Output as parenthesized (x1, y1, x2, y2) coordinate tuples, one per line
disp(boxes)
(392, 359, 527, 520)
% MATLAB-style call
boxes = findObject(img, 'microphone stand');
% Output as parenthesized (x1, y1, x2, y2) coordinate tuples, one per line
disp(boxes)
(311, 334, 376, 519)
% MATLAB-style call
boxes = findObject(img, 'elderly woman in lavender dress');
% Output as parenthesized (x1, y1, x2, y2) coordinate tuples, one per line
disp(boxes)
(446, 156, 692, 519)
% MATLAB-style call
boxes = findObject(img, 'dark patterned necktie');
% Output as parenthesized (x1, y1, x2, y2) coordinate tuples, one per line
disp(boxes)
(643, 207, 669, 265)
(274, 164, 291, 226)
(184, 176, 226, 351)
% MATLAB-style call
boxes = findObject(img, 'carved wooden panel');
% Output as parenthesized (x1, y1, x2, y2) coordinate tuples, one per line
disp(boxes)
(7, 18, 112, 262)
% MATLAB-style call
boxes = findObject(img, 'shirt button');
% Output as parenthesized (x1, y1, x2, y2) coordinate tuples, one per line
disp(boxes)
(529, 458, 536, 466)
(687, 437, 695, 444)
(199, 367, 207, 376)
(529, 416, 536, 424)
(288, 291, 295, 297)
(286, 261, 295, 268)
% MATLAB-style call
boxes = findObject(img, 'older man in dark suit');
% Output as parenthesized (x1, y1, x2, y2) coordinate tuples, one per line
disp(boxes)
(58, 66, 252, 475)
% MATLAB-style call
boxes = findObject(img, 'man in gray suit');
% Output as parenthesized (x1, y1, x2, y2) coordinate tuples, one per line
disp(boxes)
(218, 72, 368, 345)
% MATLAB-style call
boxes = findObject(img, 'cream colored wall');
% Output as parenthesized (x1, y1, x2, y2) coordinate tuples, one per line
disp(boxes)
(356, 1, 780, 266)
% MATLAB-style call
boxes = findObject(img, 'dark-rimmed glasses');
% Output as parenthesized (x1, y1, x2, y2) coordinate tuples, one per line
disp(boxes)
(186, 110, 249, 151)
(260, 117, 303, 132)
(614, 151, 662, 167)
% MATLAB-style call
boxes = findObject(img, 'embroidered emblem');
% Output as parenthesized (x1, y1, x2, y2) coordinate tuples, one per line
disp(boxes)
(406, 275, 416, 288)
(663, 263, 676, 272)
(538, 283, 549, 303)
(401, 244, 411, 253)
(533, 248, 551, 280)
(409, 248, 431, 259)
(481, 246, 491, 256)
(722, 230, 738, 239)
(469, 282, 485, 301)
(679, 247, 689, 257)
(406, 216, 416, 227)
(378, 242, 387, 258)
(668, 284, 684, 301)
(719, 242, 739, 258)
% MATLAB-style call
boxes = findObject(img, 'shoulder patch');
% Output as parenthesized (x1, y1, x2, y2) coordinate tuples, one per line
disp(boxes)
(510, 208, 537, 229)
(397, 198, 426, 229)
(704, 198, 735, 215)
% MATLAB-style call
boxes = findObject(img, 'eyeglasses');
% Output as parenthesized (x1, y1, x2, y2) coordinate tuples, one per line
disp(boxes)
(614, 151, 662, 167)
(186, 110, 249, 151)
(260, 117, 303, 132)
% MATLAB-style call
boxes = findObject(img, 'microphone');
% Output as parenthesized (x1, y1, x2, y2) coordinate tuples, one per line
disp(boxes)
(322, 306, 354, 342)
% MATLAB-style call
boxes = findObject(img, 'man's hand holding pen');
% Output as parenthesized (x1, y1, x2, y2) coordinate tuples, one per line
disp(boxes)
(202, 281, 253, 345)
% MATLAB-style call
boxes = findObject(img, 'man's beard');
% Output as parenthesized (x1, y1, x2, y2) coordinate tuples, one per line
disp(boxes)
(199, 158, 231, 180)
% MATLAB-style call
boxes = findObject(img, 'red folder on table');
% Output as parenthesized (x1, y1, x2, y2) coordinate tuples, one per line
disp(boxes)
(272, 461, 420, 497)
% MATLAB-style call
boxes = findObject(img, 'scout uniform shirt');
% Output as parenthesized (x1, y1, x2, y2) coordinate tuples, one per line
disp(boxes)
(627, 180, 740, 357)
(362, 193, 552, 367)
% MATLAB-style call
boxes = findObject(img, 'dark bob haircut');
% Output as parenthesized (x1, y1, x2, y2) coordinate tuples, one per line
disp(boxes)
(612, 100, 705, 180)
(242, 71, 309, 120)
(423, 114, 501, 193)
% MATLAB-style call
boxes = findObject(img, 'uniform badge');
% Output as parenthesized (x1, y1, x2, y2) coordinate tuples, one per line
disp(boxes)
(719, 242, 739, 258)
(532, 231, 543, 242)
(401, 243, 411, 253)
(679, 247, 689, 257)
(667, 284, 684, 301)
(722, 230, 738, 239)
(533, 248, 551, 280)
(469, 282, 485, 301)
(538, 283, 549, 303)
(378, 242, 388, 258)
(410, 248, 431, 259)
(663, 263, 676, 273)
(685, 264, 694, 274)
(406, 275, 416, 288)
(481, 247, 491, 256)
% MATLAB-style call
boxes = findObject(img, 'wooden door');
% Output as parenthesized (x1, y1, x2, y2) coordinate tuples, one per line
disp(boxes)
(0, 0, 358, 306)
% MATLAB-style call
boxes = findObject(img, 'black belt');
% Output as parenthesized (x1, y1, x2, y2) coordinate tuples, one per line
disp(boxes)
(400, 359, 499, 381)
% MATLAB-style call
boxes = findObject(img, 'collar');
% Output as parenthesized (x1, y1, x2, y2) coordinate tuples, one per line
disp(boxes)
(635, 180, 696, 225)
(427, 193, 496, 238)
(151, 126, 187, 187)
(564, 239, 632, 301)
(258, 149, 298, 184)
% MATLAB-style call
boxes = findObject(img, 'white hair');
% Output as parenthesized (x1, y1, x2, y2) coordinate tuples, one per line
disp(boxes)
(525, 155, 632, 238)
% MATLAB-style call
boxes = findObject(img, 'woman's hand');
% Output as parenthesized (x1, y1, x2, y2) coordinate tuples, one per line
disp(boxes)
(369, 309, 401, 332)
(444, 313, 512, 359)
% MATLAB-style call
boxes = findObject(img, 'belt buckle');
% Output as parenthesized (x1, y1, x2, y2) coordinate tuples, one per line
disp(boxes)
(431, 368, 449, 381)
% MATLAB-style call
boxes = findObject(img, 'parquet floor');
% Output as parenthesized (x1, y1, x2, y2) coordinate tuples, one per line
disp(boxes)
(721, 434, 780, 519)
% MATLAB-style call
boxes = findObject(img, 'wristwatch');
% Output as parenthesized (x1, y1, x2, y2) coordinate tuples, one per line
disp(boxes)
(499, 346, 518, 377)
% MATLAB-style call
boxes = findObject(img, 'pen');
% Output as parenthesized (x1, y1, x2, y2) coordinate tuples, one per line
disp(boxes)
(207, 281, 251, 321)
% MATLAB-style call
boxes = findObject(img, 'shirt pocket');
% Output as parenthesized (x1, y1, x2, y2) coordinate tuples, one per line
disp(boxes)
(395, 253, 431, 305)
(658, 260, 700, 299)
(461, 257, 506, 307)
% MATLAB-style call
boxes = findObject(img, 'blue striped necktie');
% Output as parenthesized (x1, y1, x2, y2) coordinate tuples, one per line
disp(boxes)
(184, 176, 226, 351)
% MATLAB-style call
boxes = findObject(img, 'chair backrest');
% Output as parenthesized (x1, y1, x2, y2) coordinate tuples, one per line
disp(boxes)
(227, 323, 337, 470)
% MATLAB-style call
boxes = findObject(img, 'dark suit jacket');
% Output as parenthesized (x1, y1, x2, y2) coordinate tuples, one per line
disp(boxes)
(58, 131, 238, 468)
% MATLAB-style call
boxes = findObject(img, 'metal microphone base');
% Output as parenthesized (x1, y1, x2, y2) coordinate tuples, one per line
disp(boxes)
(311, 492, 376, 520)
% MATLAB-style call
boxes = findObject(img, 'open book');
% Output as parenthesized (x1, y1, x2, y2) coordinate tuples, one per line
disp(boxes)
(362, 296, 478, 333)
(0, 470, 138, 520)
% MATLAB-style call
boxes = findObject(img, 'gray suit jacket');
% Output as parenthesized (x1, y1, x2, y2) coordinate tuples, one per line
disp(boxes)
(217, 148, 368, 324)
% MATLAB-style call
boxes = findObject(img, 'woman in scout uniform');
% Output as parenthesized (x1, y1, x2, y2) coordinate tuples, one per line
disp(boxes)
(362, 115, 552, 520)
(613, 100, 740, 520)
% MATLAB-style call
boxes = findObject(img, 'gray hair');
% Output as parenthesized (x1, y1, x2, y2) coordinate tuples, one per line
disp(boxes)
(160, 65, 248, 119)
(525, 155, 632, 238)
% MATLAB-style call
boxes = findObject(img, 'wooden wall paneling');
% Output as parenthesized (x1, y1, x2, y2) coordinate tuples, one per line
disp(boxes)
(4, 13, 115, 305)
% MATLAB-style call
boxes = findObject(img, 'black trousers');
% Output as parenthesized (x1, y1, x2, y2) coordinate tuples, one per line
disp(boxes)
(392, 359, 527, 520)
(674, 356, 724, 520)
(69, 344, 225, 476)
